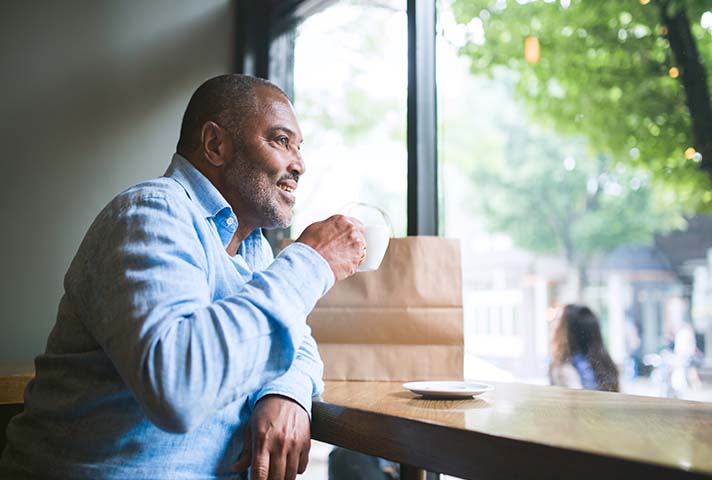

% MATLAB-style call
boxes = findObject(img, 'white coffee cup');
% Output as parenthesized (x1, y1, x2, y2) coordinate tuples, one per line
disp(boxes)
(341, 202, 392, 273)
(358, 224, 390, 272)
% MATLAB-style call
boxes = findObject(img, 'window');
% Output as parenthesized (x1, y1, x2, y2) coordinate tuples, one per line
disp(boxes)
(242, 0, 712, 400)
(289, 0, 409, 238)
(438, 0, 712, 400)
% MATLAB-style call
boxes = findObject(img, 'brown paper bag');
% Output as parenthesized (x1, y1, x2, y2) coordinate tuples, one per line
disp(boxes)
(307, 236, 464, 381)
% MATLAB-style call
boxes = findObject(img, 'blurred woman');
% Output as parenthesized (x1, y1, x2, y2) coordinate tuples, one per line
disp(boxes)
(549, 304, 619, 392)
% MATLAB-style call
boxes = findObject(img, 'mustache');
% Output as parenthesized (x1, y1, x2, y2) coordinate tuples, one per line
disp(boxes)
(278, 172, 300, 184)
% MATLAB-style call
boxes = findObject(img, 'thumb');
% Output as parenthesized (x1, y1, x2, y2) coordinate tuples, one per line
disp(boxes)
(231, 428, 253, 472)
(231, 449, 251, 473)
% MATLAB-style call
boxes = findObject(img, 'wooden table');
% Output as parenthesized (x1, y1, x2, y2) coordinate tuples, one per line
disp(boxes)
(311, 381, 712, 480)
(0, 364, 33, 404)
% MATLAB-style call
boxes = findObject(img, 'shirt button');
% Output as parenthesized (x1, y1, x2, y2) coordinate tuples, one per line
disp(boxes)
(226, 217, 235, 226)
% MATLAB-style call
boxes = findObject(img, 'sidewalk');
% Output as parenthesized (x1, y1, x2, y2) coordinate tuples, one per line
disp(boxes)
(621, 376, 712, 402)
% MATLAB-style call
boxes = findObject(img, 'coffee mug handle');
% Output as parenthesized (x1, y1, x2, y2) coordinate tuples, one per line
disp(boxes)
(339, 202, 394, 237)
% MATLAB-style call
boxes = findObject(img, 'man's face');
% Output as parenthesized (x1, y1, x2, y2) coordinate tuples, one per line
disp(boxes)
(223, 87, 305, 230)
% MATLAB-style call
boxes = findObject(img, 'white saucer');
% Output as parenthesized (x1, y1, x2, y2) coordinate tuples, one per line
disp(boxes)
(402, 381, 494, 399)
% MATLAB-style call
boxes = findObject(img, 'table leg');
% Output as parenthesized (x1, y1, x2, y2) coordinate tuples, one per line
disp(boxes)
(400, 464, 425, 480)
(400, 464, 440, 480)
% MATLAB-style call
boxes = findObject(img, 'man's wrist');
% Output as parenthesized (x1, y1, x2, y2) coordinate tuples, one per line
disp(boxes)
(255, 393, 310, 417)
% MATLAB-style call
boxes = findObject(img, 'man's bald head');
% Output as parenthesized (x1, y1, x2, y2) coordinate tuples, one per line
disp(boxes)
(176, 74, 288, 154)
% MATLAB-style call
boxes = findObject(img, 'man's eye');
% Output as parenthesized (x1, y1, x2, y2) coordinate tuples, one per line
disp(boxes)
(277, 137, 289, 147)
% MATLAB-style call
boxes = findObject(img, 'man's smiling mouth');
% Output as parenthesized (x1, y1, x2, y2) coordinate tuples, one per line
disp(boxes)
(276, 177, 298, 195)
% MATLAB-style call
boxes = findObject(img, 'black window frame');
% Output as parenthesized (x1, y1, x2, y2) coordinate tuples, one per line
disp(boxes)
(236, 0, 438, 242)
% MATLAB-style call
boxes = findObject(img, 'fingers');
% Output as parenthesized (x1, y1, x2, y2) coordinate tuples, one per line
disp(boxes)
(268, 448, 287, 480)
(251, 451, 270, 480)
(358, 244, 367, 265)
(250, 421, 272, 480)
(295, 214, 367, 281)
(284, 451, 299, 480)
(343, 215, 367, 266)
(297, 442, 310, 474)
(250, 436, 299, 480)
(230, 450, 251, 473)
(241, 396, 312, 479)
(241, 447, 303, 480)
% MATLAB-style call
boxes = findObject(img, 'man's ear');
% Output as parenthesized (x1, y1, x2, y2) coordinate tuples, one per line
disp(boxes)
(200, 121, 231, 167)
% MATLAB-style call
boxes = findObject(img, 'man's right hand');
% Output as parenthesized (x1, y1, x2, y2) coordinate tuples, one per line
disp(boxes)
(296, 215, 366, 281)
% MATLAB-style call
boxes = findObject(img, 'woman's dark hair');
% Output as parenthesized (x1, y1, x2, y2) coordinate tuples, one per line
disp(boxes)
(550, 304, 619, 392)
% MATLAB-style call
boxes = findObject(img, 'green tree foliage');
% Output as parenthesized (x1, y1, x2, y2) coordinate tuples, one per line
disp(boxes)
(438, 65, 684, 276)
(467, 119, 685, 271)
(451, 0, 712, 210)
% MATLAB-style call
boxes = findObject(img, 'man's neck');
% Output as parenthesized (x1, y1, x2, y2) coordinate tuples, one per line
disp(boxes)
(226, 224, 255, 256)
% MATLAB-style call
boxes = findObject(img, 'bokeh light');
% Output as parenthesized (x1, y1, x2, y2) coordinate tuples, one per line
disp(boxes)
(525, 36, 540, 63)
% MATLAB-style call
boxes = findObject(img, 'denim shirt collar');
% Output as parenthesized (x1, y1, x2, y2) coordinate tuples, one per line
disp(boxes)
(165, 153, 231, 219)
(164, 153, 265, 249)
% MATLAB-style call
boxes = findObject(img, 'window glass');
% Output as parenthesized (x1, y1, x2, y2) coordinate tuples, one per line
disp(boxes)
(438, 0, 712, 401)
(291, 0, 408, 237)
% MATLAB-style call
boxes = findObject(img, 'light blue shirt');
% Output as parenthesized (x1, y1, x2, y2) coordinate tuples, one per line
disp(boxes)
(1, 154, 332, 479)
(571, 353, 599, 391)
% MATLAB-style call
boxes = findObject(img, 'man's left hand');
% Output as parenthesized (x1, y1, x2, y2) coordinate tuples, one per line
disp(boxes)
(232, 395, 311, 480)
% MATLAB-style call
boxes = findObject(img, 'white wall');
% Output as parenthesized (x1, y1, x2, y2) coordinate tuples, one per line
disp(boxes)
(0, 1, 235, 363)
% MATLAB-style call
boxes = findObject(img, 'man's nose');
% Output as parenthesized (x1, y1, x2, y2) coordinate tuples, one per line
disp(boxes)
(290, 150, 305, 177)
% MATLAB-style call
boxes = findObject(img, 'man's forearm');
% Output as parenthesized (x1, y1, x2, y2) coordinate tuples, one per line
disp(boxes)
(247, 327, 325, 417)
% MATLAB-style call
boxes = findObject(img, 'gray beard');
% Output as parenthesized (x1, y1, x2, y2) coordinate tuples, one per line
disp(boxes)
(226, 160, 292, 230)
(253, 187, 291, 230)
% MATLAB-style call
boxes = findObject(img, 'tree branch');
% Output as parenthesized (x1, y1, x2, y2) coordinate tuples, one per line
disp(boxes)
(659, 1, 712, 178)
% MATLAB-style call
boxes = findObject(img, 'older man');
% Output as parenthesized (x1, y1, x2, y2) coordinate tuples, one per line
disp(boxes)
(0, 74, 365, 479)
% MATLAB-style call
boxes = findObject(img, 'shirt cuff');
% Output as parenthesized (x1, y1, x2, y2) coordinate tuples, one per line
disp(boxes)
(248, 368, 318, 419)
(278, 242, 335, 295)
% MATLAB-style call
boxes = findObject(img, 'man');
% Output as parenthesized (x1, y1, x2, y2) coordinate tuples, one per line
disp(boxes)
(0, 74, 366, 479)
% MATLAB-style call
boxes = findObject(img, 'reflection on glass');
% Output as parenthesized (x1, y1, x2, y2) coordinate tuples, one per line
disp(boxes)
(291, 0, 408, 237)
(439, 0, 712, 401)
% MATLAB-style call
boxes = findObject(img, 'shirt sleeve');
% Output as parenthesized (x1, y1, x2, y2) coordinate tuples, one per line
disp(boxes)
(247, 324, 325, 418)
(247, 242, 329, 418)
(74, 192, 333, 433)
